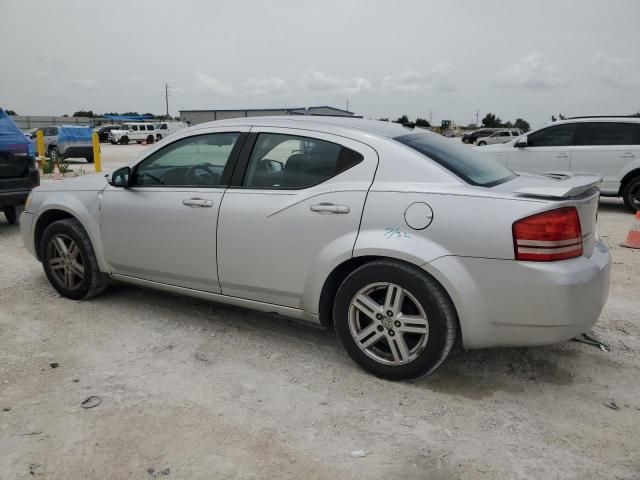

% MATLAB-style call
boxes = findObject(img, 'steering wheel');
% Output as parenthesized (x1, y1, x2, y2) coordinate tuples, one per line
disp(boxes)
(185, 163, 218, 186)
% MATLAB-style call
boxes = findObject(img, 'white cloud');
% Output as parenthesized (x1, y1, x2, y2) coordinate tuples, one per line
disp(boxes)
(67, 78, 99, 90)
(593, 52, 640, 89)
(244, 77, 287, 95)
(493, 52, 565, 89)
(196, 73, 232, 94)
(302, 68, 371, 94)
(382, 63, 456, 93)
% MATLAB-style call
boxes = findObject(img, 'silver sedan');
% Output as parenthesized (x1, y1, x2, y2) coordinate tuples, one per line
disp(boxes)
(20, 117, 611, 379)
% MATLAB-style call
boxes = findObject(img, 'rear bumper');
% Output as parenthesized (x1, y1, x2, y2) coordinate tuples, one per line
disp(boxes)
(426, 241, 611, 349)
(62, 146, 93, 159)
(0, 188, 31, 207)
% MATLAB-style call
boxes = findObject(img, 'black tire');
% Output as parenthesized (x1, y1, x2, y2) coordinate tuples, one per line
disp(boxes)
(462, 138, 469, 144)
(110, 140, 117, 145)
(119, 136, 129, 145)
(146, 135, 154, 144)
(40, 218, 108, 300)
(49, 147, 60, 162)
(86, 155, 94, 163)
(622, 176, 640, 212)
(3, 205, 21, 225)
(156, 134, 162, 141)
(333, 260, 457, 380)
(477, 141, 487, 146)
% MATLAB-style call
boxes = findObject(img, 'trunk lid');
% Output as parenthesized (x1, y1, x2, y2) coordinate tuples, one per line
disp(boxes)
(494, 172, 601, 257)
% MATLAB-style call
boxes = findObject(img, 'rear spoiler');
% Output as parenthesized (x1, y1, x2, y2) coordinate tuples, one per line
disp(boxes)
(514, 171, 602, 199)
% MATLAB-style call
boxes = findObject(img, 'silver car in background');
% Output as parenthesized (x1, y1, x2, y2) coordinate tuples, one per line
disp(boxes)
(20, 117, 611, 379)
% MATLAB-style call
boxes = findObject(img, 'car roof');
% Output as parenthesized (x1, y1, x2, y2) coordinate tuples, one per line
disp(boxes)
(554, 117, 640, 124)
(191, 116, 420, 139)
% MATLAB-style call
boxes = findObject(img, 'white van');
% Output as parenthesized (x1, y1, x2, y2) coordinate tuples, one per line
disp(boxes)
(154, 121, 189, 141)
(108, 123, 158, 145)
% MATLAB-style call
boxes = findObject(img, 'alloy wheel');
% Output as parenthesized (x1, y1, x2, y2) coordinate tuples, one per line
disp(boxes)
(47, 234, 84, 290)
(630, 184, 640, 210)
(348, 282, 429, 366)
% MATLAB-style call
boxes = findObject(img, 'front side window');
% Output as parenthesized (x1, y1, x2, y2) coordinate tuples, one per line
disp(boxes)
(527, 123, 577, 147)
(582, 122, 638, 146)
(161, 123, 168, 130)
(395, 132, 516, 187)
(243, 133, 363, 189)
(132, 132, 240, 187)
(147, 125, 154, 131)
(139, 125, 146, 131)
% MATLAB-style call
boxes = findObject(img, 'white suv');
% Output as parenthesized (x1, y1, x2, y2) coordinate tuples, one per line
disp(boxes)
(475, 129, 523, 146)
(476, 117, 640, 211)
(108, 123, 157, 145)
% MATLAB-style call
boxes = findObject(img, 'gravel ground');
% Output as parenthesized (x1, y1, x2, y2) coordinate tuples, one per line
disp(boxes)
(1, 145, 639, 479)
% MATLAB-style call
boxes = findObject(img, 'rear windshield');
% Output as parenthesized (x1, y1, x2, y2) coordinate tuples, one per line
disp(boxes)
(395, 133, 516, 187)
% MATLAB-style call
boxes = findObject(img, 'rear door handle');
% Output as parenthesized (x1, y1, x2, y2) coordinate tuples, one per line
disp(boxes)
(182, 198, 213, 208)
(621, 152, 635, 158)
(310, 203, 350, 214)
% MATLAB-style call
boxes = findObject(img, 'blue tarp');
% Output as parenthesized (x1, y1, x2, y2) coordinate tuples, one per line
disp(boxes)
(58, 125, 92, 148)
(0, 109, 34, 157)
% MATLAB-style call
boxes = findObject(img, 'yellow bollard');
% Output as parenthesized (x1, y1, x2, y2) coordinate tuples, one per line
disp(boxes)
(36, 129, 45, 158)
(92, 132, 102, 173)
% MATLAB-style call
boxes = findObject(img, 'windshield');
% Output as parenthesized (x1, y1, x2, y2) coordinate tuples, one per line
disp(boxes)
(395, 133, 516, 187)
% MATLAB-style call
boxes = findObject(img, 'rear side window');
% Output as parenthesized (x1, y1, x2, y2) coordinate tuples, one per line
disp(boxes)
(395, 133, 516, 187)
(582, 122, 638, 145)
(527, 123, 577, 147)
(139, 125, 146, 131)
(131, 125, 138, 131)
(243, 133, 363, 189)
(147, 125, 154, 131)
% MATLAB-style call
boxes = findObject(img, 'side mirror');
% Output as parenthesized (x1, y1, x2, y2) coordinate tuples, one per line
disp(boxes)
(515, 135, 528, 148)
(109, 166, 131, 187)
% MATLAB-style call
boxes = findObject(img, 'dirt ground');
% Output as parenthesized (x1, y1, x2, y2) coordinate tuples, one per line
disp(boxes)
(1, 151, 639, 478)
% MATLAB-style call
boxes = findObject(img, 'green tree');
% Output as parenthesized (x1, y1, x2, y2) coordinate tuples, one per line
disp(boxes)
(481, 113, 502, 128)
(377, 118, 389, 122)
(4, 109, 17, 115)
(394, 114, 409, 125)
(73, 110, 95, 117)
(514, 118, 530, 132)
(415, 118, 431, 127)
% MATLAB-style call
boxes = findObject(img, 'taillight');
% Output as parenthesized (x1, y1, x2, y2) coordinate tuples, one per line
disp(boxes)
(513, 207, 583, 261)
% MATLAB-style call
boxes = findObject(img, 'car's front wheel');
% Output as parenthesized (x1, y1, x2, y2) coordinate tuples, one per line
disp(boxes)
(40, 218, 108, 300)
(622, 176, 640, 212)
(333, 260, 457, 380)
(477, 141, 487, 146)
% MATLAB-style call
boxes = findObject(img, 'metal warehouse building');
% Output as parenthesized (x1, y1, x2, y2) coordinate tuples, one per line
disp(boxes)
(179, 106, 355, 125)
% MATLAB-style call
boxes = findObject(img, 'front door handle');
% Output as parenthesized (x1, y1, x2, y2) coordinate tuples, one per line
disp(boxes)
(310, 203, 350, 214)
(556, 153, 569, 158)
(182, 198, 213, 208)
(621, 152, 635, 158)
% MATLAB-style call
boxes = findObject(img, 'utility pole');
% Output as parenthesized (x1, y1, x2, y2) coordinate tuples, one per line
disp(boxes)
(346, 99, 349, 111)
(475, 109, 479, 127)
(165, 83, 170, 119)
(429, 110, 433, 125)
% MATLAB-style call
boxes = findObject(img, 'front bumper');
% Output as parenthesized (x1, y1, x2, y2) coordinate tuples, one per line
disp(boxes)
(426, 240, 611, 349)
(20, 211, 37, 257)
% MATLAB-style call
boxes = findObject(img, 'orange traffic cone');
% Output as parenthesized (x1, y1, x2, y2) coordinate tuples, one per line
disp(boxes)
(621, 210, 640, 249)
(53, 163, 62, 181)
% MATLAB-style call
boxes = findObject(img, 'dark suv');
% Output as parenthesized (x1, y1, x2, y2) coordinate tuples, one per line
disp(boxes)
(0, 109, 39, 224)
(96, 125, 120, 143)
(462, 128, 499, 144)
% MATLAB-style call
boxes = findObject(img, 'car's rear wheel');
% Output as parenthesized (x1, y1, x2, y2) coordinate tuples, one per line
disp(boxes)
(156, 134, 162, 142)
(119, 136, 129, 145)
(40, 218, 108, 300)
(49, 147, 60, 162)
(146, 135, 154, 144)
(477, 141, 487, 146)
(622, 176, 640, 212)
(3, 205, 21, 225)
(333, 260, 457, 380)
